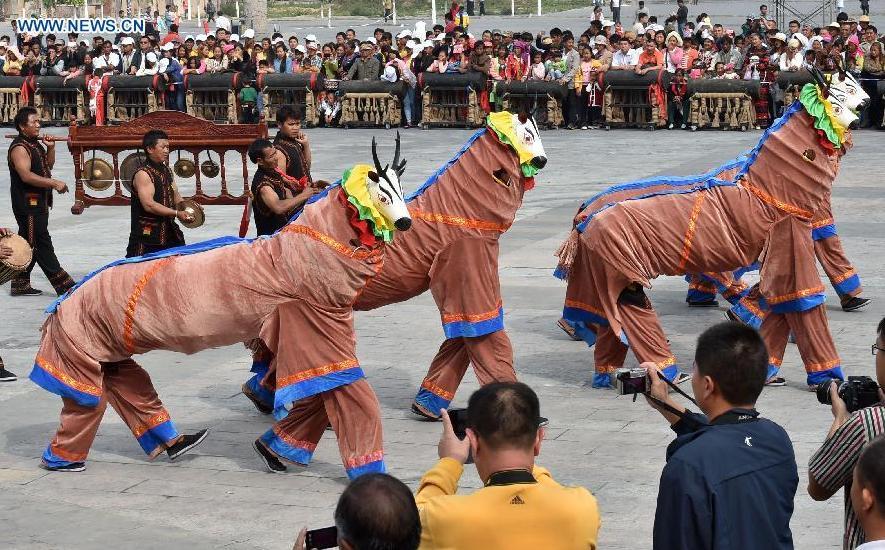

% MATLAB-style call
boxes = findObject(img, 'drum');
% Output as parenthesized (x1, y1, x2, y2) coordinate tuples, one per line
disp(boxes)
(0, 234, 33, 286)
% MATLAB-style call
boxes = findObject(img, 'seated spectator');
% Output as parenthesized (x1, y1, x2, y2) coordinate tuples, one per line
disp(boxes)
(852, 436, 885, 550)
(415, 382, 600, 549)
(646, 322, 798, 549)
(320, 93, 342, 127)
(294, 473, 420, 550)
(809, 318, 885, 550)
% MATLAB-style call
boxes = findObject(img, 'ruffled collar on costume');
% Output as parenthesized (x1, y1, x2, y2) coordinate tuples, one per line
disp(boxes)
(338, 164, 396, 246)
(799, 83, 847, 153)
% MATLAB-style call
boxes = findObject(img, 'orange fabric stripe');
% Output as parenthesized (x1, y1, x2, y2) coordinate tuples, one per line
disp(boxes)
(410, 209, 510, 232)
(658, 356, 677, 369)
(132, 411, 172, 437)
(741, 182, 814, 220)
(766, 285, 826, 305)
(345, 450, 385, 469)
(678, 193, 707, 272)
(272, 426, 318, 452)
(564, 299, 606, 318)
(596, 365, 622, 374)
(49, 443, 88, 462)
(421, 380, 455, 401)
(769, 356, 783, 366)
(280, 225, 382, 261)
(812, 217, 835, 229)
(123, 257, 174, 355)
(441, 301, 503, 324)
(739, 296, 765, 318)
(806, 358, 841, 372)
(276, 358, 359, 389)
(35, 356, 102, 397)
(831, 269, 856, 284)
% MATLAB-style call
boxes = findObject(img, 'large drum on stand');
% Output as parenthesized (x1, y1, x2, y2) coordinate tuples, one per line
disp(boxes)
(0, 234, 32, 286)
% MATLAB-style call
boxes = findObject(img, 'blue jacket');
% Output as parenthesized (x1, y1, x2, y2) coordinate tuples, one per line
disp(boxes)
(653, 409, 798, 550)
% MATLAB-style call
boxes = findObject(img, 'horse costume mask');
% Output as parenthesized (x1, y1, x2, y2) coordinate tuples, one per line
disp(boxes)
(368, 133, 411, 232)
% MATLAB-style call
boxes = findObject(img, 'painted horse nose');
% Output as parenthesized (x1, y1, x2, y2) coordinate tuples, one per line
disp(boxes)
(531, 156, 547, 169)
(395, 217, 412, 231)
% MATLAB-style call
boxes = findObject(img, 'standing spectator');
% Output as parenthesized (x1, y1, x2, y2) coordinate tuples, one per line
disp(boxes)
(586, 70, 603, 127)
(560, 36, 581, 128)
(612, 0, 621, 25)
(861, 42, 884, 127)
(780, 38, 804, 71)
(346, 42, 381, 80)
(527, 51, 548, 79)
(239, 80, 259, 123)
(0, 227, 18, 379)
(611, 37, 637, 70)
(205, 0, 216, 23)
(415, 382, 600, 549)
(808, 318, 885, 550)
(852, 437, 885, 549)
(646, 322, 798, 550)
(272, 44, 290, 73)
(668, 68, 689, 128)
(663, 32, 684, 73)
(383, 0, 393, 22)
(711, 36, 743, 72)
(676, 0, 689, 36)
(215, 10, 231, 33)
(635, 40, 663, 75)
(158, 43, 185, 112)
(93, 40, 121, 74)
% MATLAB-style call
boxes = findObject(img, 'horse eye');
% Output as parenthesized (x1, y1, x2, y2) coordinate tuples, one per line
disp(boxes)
(833, 105, 842, 113)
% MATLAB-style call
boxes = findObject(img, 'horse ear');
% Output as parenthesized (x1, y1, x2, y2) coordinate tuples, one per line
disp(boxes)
(368, 171, 379, 182)
(809, 66, 829, 94)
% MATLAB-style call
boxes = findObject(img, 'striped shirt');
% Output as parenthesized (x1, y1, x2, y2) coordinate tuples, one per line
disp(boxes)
(808, 406, 885, 550)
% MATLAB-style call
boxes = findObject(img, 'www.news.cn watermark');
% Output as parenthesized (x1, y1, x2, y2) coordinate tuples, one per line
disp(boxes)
(13, 18, 147, 35)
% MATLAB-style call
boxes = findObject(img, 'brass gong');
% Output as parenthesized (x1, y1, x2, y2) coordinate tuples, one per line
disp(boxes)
(173, 157, 196, 178)
(200, 158, 220, 178)
(119, 151, 148, 193)
(82, 158, 114, 191)
(176, 199, 205, 229)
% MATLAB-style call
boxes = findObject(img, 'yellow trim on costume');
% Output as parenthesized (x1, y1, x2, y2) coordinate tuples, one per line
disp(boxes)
(740, 182, 815, 220)
(342, 164, 397, 234)
(276, 358, 359, 389)
(132, 412, 172, 437)
(812, 217, 835, 229)
(280, 225, 382, 261)
(272, 426, 318, 452)
(123, 257, 175, 355)
(831, 269, 857, 284)
(345, 450, 385, 469)
(816, 87, 847, 144)
(422, 380, 455, 401)
(806, 358, 842, 372)
(766, 285, 826, 305)
(49, 443, 88, 462)
(35, 356, 102, 397)
(739, 296, 766, 319)
(410, 209, 510, 232)
(769, 356, 783, 366)
(678, 192, 707, 272)
(657, 356, 677, 369)
(442, 301, 503, 324)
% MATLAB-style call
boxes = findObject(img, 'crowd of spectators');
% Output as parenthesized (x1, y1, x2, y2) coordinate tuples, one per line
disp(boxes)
(0, 2, 883, 129)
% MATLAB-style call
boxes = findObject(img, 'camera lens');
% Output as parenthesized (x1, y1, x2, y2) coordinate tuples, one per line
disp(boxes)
(816, 379, 837, 405)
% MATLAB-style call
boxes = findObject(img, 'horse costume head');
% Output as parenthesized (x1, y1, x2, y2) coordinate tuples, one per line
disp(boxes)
(486, 111, 548, 187)
(826, 70, 870, 112)
(798, 66, 862, 153)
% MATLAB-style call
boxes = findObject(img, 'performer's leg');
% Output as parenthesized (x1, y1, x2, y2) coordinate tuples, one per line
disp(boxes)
(462, 330, 516, 386)
(323, 378, 385, 480)
(30, 212, 75, 295)
(413, 338, 470, 419)
(258, 394, 326, 466)
(784, 305, 845, 387)
(729, 284, 768, 329)
(685, 273, 718, 305)
(101, 359, 185, 459)
(42, 395, 108, 470)
(616, 285, 681, 381)
(759, 311, 790, 382)
(814, 236, 865, 304)
(593, 324, 629, 388)
(242, 340, 275, 414)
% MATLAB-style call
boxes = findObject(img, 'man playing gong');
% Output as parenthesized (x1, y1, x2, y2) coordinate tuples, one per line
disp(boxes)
(8, 107, 76, 297)
(127, 129, 194, 258)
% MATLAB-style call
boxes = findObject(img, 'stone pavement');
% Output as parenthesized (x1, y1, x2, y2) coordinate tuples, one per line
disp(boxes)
(0, 123, 882, 549)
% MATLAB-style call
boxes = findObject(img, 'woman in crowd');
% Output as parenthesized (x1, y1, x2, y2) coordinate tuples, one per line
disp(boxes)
(664, 31, 684, 73)
(779, 38, 804, 71)
(861, 41, 885, 126)
(205, 46, 225, 73)
(490, 45, 508, 80)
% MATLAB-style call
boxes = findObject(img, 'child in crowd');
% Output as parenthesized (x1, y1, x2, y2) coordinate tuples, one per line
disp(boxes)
(239, 79, 259, 123)
(86, 67, 103, 123)
(528, 51, 548, 80)
(668, 67, 689, 129)
(546, 49, 566, 80)
(713, 61, 726, 79)
(320, 92, 341, 127)
(722, 62, 739, 79)
(585, 70, 603, 128)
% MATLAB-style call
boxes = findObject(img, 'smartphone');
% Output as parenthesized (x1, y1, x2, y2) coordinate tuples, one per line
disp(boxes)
(447, 407, 469, 439)
(305, 526, 338, 549)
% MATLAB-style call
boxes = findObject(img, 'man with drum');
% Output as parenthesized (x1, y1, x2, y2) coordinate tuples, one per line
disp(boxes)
(8, 107, 76, 297)
(127, 129, 194, 258)
(0, 227, 20, 381)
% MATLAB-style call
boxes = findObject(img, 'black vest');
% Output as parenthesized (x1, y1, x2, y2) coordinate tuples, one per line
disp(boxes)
(8, 135, 52, 215)
(251, 167, 292, 236)
(129, 160, 184, 248)
(273, 134, 311, 182)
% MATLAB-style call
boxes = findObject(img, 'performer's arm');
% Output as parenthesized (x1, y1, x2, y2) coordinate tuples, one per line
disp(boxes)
(133, 171, 188, 221)
(259, 185, 315, 215)
(42, 136, 56, 170)
(295, 133, 312, 172)
(10, 146, 67, 192)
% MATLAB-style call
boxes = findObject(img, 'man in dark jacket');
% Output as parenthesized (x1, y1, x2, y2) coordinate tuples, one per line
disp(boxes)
(645, 322, 798, 550)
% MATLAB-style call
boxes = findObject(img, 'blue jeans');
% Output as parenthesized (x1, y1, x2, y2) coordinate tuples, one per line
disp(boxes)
(404, 86, 415, 125)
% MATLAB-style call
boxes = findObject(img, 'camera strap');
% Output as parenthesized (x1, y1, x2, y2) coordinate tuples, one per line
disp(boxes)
(638, 370, 701, 423)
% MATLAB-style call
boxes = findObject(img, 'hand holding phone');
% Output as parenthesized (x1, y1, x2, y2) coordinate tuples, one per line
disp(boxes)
(304, 526, 338, 549)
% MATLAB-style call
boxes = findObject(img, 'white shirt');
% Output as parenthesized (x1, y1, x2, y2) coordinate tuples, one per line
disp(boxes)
(136, 51, 159, 76)
(857, 541, 885, 550)
(216, 15, 231, 31)
(93, 52, 120, 71)
(612, 49, 637, 68)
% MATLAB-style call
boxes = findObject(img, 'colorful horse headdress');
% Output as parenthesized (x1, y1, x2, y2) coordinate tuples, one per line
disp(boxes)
(800, 66, 865, 150)
(486, 111, 548, 178)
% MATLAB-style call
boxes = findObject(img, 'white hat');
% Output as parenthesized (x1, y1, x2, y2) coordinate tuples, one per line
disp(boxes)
(773, 32, 787, 42)
(305, 34, 317, 42)
(792, 32, 809, 46)
(366, 37, 377, 44)
(405, 39, 417, 49)
(381, 65, 398, 82)
(231, 34, 240, 42)
(0, 41, 7, 48)
(161, 42, 175, 51)
(307, 41, 318, 49)
(411, 43, 423, 54)
(601, 20, 615, 27)
(594, 35, 608, 45)
(414, 21, 427, 38)
(422, 40, 433, 48)
(67, 41, 77, 48)
(243, 28, 255, 39)
(396, 29, 411, 39)
(788, 38, 800, 48)
(145, 52, 158, 63)
(272, 37, 284, 45)
(184, 35, 194, 42)
(112, 44, 120, 51)
(121, 36, 135, 46)
(295, 45, 306, 54)
(196, 34, 207, 42)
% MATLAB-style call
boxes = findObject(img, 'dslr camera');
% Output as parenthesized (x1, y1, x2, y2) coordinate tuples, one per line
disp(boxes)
(816, 376, 881, 413)
(615, 367, 651, 396)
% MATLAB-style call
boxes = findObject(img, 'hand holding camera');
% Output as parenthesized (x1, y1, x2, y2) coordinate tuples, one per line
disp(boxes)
(438, 408, 471, 464)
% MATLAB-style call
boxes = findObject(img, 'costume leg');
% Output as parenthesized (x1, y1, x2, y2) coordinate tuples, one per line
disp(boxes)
(616, 285, 680, 380)
(759, 311, 790, 380)
(592, 324, 629, 388)
(42, 396, 108, 468)
(102, 359, 181, 459)
(685, 273, 718, 304)
(729, 283, 768, 329)
(462, 331, 516, 385)
(814, 236, 862, 300)
(260, 394, 326, 465)
(243, 341, 276, 411)
(785, 306, 844, 385)
(414, 338, 470, 417)
(323, 378, 385, 480)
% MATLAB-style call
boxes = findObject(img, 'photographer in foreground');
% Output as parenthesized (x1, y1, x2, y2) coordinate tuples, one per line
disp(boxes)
(415, 382, 600, 550)
(644, 322, 797, 550)
(809, 318, 885, 550)
(852, 436, 885, 550)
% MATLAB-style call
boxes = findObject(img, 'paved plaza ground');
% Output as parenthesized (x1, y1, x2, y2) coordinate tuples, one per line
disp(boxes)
(0, 121, 882, 549)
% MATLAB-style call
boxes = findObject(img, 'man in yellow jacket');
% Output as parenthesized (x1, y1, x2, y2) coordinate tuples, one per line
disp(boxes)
(415, 382, 600, 550)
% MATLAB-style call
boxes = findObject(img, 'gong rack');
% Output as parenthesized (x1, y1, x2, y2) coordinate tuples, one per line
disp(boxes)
(68, 110, 268, 215)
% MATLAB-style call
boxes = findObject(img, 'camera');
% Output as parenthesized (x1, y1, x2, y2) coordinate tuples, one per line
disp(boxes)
(615, 367, 651, 396)
(816, 376, 881, 413)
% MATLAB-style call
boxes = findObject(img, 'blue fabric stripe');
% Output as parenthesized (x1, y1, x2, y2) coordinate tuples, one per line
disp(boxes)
(553, 265, 568, 281)
(729, 301, 765, 330)
(42, 446, 80, 468)
(562, 306, 609, 327)
(346, 459, 387, 480)
(812, 224, 837, 241)
(686, 288, 717, 303)
(29, 363, 101, 408)
(808, 366, 845, 385)
(442, 308, 504, 339)
(833, 274, 861, 296)
(572, 321, 599, 348)
(733, 262, 760, 279)
(250, 360, 270, 375)
(694, 272, 750, 306)
(769, 293, 826, 314)
(135, 419, 180, 455)
(767, 363, 781, 379)
(407, 129, 487, 201)
(591, 373, 612, 388)
(260, 429, 314, 465)
(274, 366, 365, 411)
(414, 388, 451, 417)
(245, 373, 275, 409)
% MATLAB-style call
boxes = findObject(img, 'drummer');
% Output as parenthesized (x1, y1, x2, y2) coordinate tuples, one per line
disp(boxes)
(0, 227, 19, 381)
(8, 107, 76, 297)
(127, 129, 194, 258)
(273, 106, 313, 185)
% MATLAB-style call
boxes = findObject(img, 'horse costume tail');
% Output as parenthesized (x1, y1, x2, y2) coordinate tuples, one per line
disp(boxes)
(554, 229, 580, 280)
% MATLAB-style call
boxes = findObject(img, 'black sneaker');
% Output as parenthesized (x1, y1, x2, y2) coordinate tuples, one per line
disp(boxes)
(166, 429, 209, 461)
(842, 297, 872, 312)
(0, 368, 17, 382)
(688, 299, 719, 307)
(253, 439, 287, 473)
(410, 402, 441, 421)
(41, 461, 86, 472)
(10, 286, 43, 296)
(241, 383, 274, 415)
